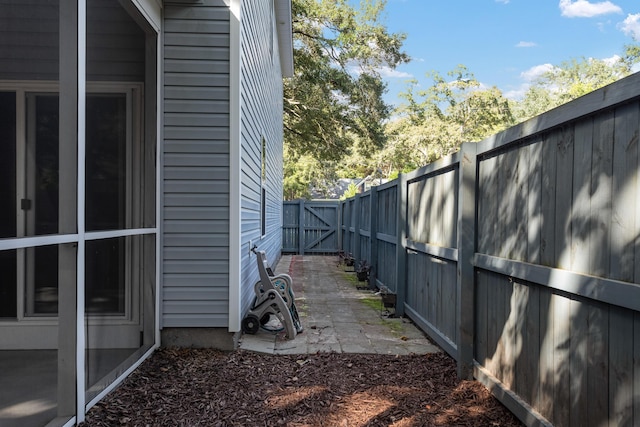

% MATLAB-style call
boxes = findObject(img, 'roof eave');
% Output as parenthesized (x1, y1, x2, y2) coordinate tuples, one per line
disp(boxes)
(274, 0, 294, 78)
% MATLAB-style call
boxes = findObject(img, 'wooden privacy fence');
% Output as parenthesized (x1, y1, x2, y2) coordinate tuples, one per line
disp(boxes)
(338, 72, 640, 427)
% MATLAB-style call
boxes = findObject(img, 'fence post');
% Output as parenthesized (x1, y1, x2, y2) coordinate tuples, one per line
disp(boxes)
(353, 193, 361, 264)
(298, 199, 305, 255)
(337, 201, 343, 252)
(457, 142, 477, 379)
(395, 173, 407, 316)
(369, 185, 379, 289)
(343, 201, 350, 256)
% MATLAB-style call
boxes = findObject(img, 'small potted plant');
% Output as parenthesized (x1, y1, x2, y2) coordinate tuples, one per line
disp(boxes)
(381, 292, 396, 308)
(345, 255, 355, 267)
(356, 260, 370, 281)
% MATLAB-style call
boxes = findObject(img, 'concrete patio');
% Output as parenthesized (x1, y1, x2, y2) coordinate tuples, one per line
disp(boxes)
(239, 255, 441, 356)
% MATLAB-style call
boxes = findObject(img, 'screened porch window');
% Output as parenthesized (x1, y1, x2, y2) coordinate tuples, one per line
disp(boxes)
(0, 87, 145, 316)
(0, 0, 158, 425)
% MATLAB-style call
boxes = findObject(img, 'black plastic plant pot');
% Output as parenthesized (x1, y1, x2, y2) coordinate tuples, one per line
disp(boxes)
(381, 293, 396, 308)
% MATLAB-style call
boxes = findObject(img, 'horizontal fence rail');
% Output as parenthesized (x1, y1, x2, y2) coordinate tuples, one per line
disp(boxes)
(336, 72, 640, 427)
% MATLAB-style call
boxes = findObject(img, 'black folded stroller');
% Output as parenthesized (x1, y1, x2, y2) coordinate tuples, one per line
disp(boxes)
(241, 246, 303, 339)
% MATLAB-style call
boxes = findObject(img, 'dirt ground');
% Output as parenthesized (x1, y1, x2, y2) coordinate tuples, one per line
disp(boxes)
(81, 348, 523, 427)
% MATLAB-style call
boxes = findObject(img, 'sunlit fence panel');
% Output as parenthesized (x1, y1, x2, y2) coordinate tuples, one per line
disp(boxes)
(334, 72, 640, 427)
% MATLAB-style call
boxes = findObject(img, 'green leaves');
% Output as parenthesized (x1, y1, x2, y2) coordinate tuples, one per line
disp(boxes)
(516, 47, 640, 119)
(283, 2, 640, 200)
(283, 0, 407, 199)
(285, 0, 407, 162)
(377, 45, 639, 177)
(376, 67, 514, 175)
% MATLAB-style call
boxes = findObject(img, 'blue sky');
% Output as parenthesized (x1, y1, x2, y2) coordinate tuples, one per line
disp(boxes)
(379, 0, 640, 105)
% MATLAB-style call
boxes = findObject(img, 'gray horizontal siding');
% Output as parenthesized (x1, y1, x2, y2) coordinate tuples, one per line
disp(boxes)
(164, 180, 229, 194)
(163, 273, 229, 286)
(163, 33, 229, 47)
(163, 6, 229, 20)
(165, 113, 229, 127)
(164, 46, 229, 61)
(164, 234, 230, 248)
(161, 314, 228, 328)
(163, 288, 227, 304)
(165, 59, 229, 73)
(0, 1, 58, 80)
(164, 206, 229, 220)
(164, 20, 227, 34)
(163, 127, 229, 140)
(164, 87, 229, 101)
(164, 193, 229, 207)
(164, 100, 229, 115)
(164, 154, 230, 167)
(164, 167, 230, 180)
(163, 300, 229, 314)
(164, 246, 229, 259)
(164, 73, 229, 87)
(0, 0, 145, 82)
(162, 0, 231, 328)
(238, 1, 285, 315)
(163, 259, 229, 274)
(164, 140, 229, 153)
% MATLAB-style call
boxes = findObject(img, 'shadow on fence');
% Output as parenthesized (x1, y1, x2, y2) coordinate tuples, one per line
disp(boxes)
(331, 72, 640, 427)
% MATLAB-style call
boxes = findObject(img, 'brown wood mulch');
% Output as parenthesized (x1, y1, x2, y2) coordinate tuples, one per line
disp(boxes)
(81, 348, 523, 427)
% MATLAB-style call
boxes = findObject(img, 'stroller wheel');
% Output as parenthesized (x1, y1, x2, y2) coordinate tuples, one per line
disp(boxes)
(242, 314, 260, 334)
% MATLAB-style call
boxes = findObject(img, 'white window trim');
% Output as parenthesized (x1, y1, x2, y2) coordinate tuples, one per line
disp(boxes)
(228, 0, 242, 333)
(261, 135, 267, 239)
(0, 81, 154, 326)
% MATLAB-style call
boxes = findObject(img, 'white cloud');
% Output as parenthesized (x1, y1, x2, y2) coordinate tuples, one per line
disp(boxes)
(348, 63, 413, 79)
(520, 63, 556, 82)
(516, 41, 537, 48)
(496, 0, 510, 4)
(503, 64, 556, 100)
(596, 20, 612, 32)
(559, 0, 622, 18)
(378, 67, 413, 79)
(504, 84, 530, 100)
(602, 54, 621, 66)
(619, 13, 640, 40)
(506, 52, 625, 101)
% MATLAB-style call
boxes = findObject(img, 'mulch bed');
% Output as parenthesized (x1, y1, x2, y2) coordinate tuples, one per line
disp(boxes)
(81, 348, 522, 427)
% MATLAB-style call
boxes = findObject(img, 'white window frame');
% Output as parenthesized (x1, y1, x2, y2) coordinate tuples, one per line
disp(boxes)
(261, 135, 267, 238)
(0, 80, 147, 327)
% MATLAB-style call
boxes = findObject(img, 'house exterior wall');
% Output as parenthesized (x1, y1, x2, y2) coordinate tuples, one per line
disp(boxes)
(238, 1, 285, 317)
(0, 0, 145, 82)
(161, 0, 287, 345)
(162, 0, 232, 330)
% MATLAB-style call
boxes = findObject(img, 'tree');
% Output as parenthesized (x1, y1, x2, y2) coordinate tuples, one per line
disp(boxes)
(514, 44, 640, 121)
(285, 0, 408, 162)
(378, 44, 640, 176)
(339, 182, 359, 200)
(621, 43, 640, 71)
(283, 0, 408, 199)
(377, 66, 514, 174)
(283, 146, 340, 200)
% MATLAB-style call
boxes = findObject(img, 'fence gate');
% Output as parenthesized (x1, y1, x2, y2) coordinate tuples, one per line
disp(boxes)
(282, 201, 339, 254)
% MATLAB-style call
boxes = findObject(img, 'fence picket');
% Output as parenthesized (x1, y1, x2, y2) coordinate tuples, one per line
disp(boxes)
(298, 72, 640, 427)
